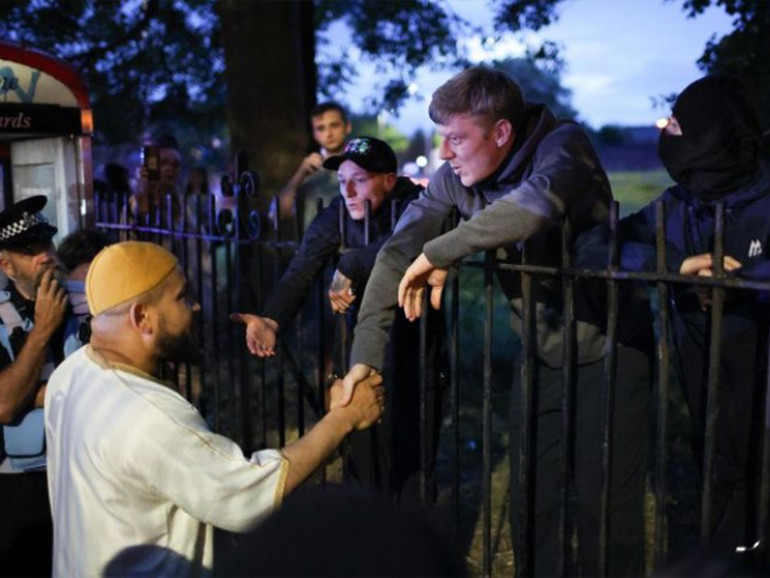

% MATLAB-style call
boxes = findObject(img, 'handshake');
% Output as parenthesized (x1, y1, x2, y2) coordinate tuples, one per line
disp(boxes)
(327, 369, 384, 431)
(330, 363, 379, 411)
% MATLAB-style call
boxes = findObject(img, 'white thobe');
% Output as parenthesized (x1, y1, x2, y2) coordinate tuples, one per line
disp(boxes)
(45, 346, 287, 577)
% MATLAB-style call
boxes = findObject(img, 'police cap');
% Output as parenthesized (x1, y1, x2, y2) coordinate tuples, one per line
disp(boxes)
(0, 196, 58, 251)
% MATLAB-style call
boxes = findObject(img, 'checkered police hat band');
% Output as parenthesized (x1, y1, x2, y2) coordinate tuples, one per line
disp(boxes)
(0, 211, 49, 241)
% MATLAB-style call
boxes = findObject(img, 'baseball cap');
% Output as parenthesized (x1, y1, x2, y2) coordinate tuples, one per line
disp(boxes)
(322, 137, 398, 174)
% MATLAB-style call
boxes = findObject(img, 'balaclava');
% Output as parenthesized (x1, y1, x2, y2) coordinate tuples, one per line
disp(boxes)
(658, 76, 762, 202)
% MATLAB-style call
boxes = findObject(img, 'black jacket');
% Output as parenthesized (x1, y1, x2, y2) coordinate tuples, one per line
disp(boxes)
(262, 177, 423, 330)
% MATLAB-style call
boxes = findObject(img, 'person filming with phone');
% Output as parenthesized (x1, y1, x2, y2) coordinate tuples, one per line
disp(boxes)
(130, 134, 184, 227)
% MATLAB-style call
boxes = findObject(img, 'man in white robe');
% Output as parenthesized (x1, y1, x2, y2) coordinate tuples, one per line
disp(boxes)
(45, 241, 383, 577)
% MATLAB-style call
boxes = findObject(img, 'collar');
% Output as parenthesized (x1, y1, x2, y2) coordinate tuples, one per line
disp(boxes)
(676, 161, 770, 211)
(85, 344, 172, 388)
(485, 103, 558, 187)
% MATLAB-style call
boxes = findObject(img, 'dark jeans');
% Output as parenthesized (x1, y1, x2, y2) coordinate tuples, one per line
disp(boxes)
(675, 320, 766, 552)
(510, 346, 650, 577)
(0, 470, 53, 577)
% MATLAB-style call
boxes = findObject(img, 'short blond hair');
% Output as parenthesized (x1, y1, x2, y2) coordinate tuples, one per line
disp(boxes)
(429, 66, 525, 130)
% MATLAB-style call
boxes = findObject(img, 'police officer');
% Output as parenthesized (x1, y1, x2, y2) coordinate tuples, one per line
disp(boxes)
(0, 196, 73, 577)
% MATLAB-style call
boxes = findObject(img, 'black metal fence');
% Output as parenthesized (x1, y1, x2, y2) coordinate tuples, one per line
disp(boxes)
(90, 177, 770, 577)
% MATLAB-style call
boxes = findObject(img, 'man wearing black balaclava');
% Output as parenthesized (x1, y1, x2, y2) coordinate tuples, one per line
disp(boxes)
(604, 76, 770, 557)
(658, 76, 763, 203)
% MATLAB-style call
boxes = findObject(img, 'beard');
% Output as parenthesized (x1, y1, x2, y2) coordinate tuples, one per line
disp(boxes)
(156, 321, 200, 365)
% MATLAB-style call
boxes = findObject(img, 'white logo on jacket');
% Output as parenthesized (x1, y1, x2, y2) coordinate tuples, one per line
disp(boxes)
(748, 239, 763, 258)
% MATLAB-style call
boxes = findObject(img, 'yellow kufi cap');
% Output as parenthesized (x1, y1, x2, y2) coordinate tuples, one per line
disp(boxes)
(86, 241, 179, 316)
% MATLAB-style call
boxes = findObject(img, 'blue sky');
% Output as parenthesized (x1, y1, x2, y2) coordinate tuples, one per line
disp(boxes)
(334, 0, 735, 134)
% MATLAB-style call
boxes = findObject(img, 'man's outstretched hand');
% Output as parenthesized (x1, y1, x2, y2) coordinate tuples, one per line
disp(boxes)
(229, 313, 279, 357)
(398, 252, 448, 321)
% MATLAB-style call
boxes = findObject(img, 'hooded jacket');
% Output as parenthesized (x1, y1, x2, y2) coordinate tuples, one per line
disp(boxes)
(614, 162, 770, 338)
(350, 104, 624, 370)
(606, 80, 770, 518)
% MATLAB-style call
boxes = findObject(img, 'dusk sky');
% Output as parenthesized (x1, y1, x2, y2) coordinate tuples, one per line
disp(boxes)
(329, 0, 735, 134)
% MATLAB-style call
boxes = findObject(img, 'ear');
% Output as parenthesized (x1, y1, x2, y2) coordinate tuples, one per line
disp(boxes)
(128, 302, 155, 335)
(383, 173, 397, 192)
(493, 119, 514, 148)
(0, 252, 13, 278)
(344, 121, 352, 136)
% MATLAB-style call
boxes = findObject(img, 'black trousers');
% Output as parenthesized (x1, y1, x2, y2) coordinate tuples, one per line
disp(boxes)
(675, 319, 766, 552)
(0, 470, 53, 577)
(510, 346, 650, 577)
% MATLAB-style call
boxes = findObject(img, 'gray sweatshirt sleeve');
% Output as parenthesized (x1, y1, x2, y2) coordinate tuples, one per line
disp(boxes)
(349, 184, 453, 370)
(424, 125, 606, 268)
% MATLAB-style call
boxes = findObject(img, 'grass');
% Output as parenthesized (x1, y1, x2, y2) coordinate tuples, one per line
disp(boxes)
(609, 170, 673, 216)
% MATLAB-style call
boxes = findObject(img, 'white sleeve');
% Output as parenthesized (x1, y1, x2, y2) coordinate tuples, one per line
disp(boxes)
(118, 393, 288, 533)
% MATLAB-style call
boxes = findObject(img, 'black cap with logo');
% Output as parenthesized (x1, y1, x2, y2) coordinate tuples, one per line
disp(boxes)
(322, 137, 398, 174)
(0, 196, 58, 251)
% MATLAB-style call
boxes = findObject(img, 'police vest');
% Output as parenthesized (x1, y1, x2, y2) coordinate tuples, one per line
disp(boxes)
(0, 285, 85, 472)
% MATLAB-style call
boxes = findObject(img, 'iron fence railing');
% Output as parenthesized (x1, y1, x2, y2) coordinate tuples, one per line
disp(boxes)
(90, 176, 770, 577)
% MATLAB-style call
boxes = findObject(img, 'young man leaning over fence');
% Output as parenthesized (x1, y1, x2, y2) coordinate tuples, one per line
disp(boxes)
(588, 76, 770, 559)
(340, 65, 654, 577)
(232, 137, 444, 502)
(44, 241, 383, 577)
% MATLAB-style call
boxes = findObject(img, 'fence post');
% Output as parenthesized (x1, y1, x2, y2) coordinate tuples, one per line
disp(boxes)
(701, 202, 726, 541)
(559, 217, 577, 576)
(654, 200, 671, 568)
(598, 201, 620, 577)
(513, 238, 536, 577)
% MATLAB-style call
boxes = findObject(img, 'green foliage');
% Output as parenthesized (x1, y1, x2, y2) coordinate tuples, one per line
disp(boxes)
(348, 114, 410, 152)
(316, 0, 474, 111)
(454, 267, 521, 376)
(315, 0, 563, 113)
(2, 0, 568, 152)
(677, 0, 770, 130)
(491, 0, 562, 32)
(0, 0, 227, 159)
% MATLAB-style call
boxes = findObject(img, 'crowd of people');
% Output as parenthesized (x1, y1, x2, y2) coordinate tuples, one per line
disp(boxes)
(0, 65, 767, 577)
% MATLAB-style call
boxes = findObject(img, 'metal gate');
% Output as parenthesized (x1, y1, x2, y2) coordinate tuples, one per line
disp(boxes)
(91, 170, 770, 577)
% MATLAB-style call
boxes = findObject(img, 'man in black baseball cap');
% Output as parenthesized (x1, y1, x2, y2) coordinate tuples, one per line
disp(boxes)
(320, 136, 399, 221)
(0, 195, 71, 576)
(322, 136, 398, 172)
